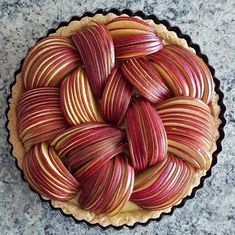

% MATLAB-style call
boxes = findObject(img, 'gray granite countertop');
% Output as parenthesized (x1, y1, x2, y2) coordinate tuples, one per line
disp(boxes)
(0, 0, 234, 234)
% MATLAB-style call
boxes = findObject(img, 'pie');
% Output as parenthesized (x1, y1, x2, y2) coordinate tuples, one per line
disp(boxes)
(7, 13, 221, 227)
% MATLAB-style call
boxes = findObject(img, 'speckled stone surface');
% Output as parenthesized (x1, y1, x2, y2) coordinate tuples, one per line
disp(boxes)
(0, 0, 234, 234)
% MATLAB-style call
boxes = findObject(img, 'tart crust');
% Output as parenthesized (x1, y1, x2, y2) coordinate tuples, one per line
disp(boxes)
(8, 13, 221, 227)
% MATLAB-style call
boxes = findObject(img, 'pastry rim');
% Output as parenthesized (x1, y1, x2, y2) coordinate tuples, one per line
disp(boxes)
(6, 11, 224, 228)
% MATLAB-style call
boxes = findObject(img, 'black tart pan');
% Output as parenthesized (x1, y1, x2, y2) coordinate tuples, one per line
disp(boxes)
(6, 8, 226, 230)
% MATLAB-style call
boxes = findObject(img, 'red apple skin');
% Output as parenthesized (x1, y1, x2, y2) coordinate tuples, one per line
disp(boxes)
(60, 67, 103, 125)
(101, 68, 132, 126)
(106, 16, 164, 60)
(51, 122, 128, 180)
(22, 142, 80, 202)
(66, 131, 127, 181)
(121, 57, 172, 103)
(22, 36, 81, 90)
(130, 154, 195, 210)
(106, 16, 155, 33)
(156, 96, 214, 170)
(113, 35, 164, 60)
(51, 123, 124, 157)
(126, 98, 168, 173)
(149, 45, 214, 104)
(79, 155, 134, 215)
(17, 87, 68, 150)
(72, 22, 115, 99)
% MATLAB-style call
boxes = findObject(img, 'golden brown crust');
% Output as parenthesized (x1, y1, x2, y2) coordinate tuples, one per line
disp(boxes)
(8, 13, 221, 227)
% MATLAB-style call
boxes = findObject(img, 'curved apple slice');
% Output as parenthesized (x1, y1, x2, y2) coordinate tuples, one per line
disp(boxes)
(106, 16, 155, 34)
(22, 142, 80, 201)
(121, 57, 172, 103)
(150, 45, 214, 104)
(168, 137, 212, 170)
(101, 68, 132, 126)
(51, 123, 124, 158)
(106, 16, 163, 60)
(72, 22, 115, 99)
(60, 67, 103, 125)
(52, 122, 127, 181)
(126, 98, 167, 173)
(79, 155, 134, 216)
(22, 36, 81, 90)
(67, 133, 127, 181)
(17, 87, 67, 150)
(157, 96, 214, 170)
(131, 154, 195, 210)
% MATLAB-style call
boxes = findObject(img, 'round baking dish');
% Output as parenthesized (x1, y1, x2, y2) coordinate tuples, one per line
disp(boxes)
(6, 8, 226, 230)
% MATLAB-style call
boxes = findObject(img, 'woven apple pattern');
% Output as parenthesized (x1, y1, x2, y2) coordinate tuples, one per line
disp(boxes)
(18, 16, 215, 216)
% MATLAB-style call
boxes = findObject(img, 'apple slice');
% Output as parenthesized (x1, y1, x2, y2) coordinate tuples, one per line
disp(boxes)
(51, 123, 126, 181)
(106, 16, 163, 60)
(131, 154, 195, 210)
(72, 22, 115, 99)
(101, 68, 132, 126)
(126, 98, 167, 173)
(149, 45, 214, 104)
(121, 57, 172, 103)
(67, 134, 127, 181)
(60, 67, 103, 125)
(157, 96, 214, 170)
(22, 142, 80, 201)
(17, 87, 67, 150)
(79, 155, 134, 215)
(51, 123, 124, 158)
(106, 16, 155, 34)
(22, 36, 81, 90)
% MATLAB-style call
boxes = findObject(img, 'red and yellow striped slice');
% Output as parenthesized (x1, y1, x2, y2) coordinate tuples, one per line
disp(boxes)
(60, 67, 103, 125)
(22, 36, 80, 90)
(22, 142, 80, 201)
(126, 98, 168, 173)
(72, 22, 115, 99)
(106, 16, 163, 60)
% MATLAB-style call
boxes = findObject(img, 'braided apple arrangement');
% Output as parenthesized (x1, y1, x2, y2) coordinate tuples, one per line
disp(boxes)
(8, 14, 220, 227)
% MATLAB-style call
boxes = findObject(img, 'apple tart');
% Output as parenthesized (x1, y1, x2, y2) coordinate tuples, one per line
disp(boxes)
(8, 13, 222, 227)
